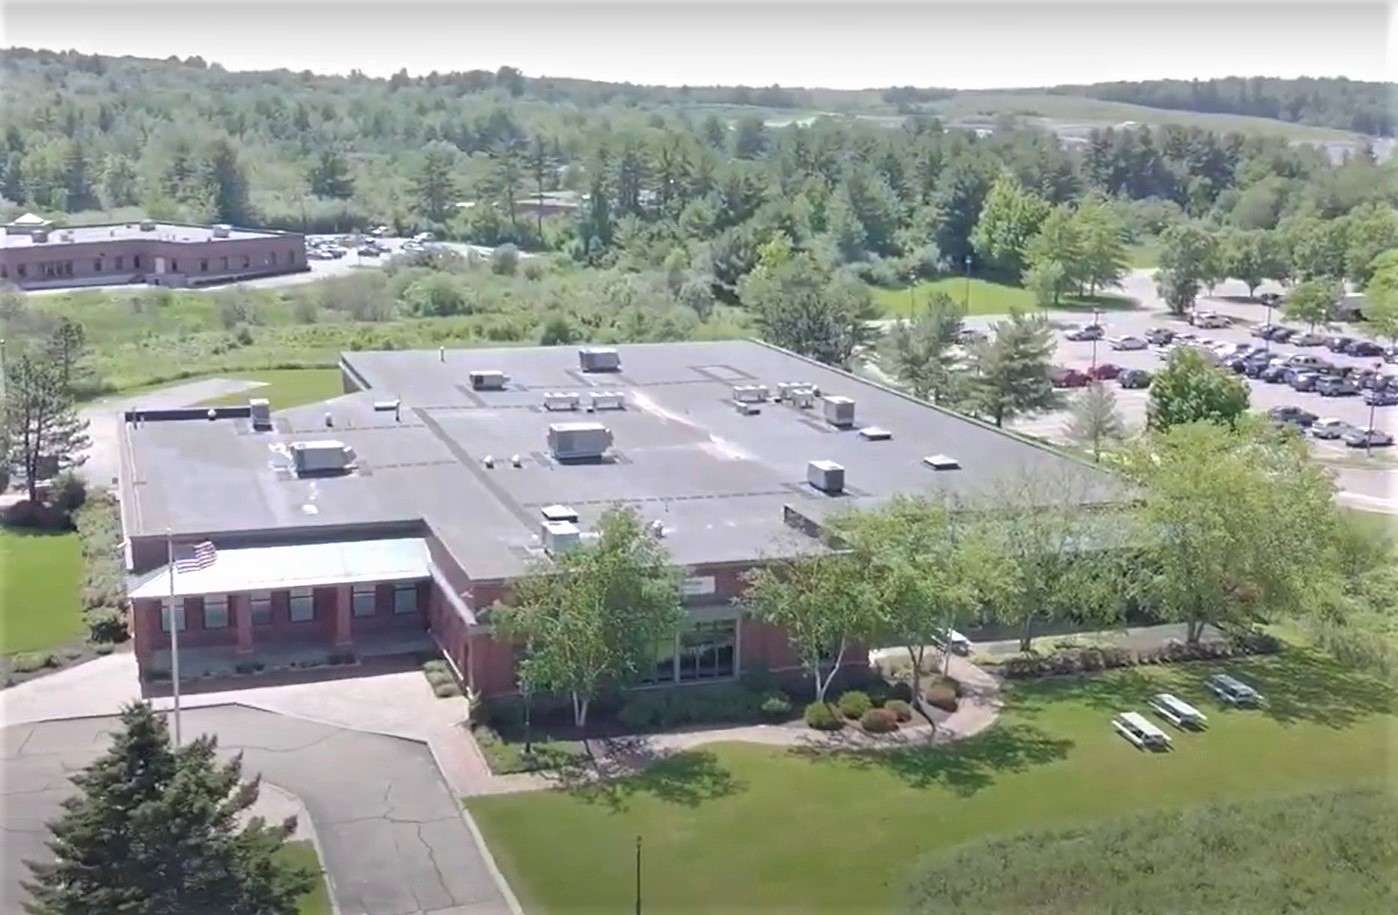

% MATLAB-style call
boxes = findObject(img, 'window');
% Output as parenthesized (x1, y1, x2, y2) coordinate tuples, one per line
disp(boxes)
(639, 635, 679, 685)
(1, 265, 6, 278)
(133, 254, 142, 269)
(288, 248, 296, 264)
(170, 258, 178, 272)
(203, 595, 229, 629)
(220, 256, 229, 271)
(352, 584, 377, 617)
(160, 602, 187, 632)
(93, 258, 103, 272)
(289, 588, 315, 622)
(199, 258, 208, 273)
(393, 583, 418, 614)
(115, 255, 124, 270)
(16, 264, 25, 277)
(678, 620, 737, 682)
(241, 254, 250, 269)
(250, 591, 272, 625)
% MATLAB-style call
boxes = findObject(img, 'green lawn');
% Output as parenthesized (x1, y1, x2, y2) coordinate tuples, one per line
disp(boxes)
(197, 369, 345, 411)
(467, 650, 1395, 915)
(1126, 239, 1161, 269)
(872, 276, 1136, 318)
(276, 840, 332, 915)
(0, 528, 85, 655)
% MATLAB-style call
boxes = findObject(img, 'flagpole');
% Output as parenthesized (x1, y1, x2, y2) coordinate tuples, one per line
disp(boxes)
(166, 528, 181, 746)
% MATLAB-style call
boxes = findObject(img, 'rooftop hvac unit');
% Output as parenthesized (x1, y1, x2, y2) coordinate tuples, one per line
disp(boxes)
(548, 421, 612, 460)
(31, 229, 49, 243)
(790, 389, 815, 409)
(732, 384, 769, 404)
(541, 520, 581, 555)
(588, 391, 625, 411)
(372, 398, 401, 413)
(212, 224, 231, 238)
(543, 391, 581, 412)
(807, 460, 845, 494)
(248, 398, 272, 431)
(923, 454, 961, 471)
(777, 381, 815, 402)
(291, 440, 355, 475)
(733, 399, 760, 415)
(139, 219, 156, 232)
(541, 504, 579, 523)
(823, 395, 856, 428)
(469, 369, 509, 391)
(578, 346, 621, 372)
(858, 426, 892, 441)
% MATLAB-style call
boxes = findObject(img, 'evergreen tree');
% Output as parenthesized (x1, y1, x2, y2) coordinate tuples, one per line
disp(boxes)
(883, 291, 965, 403)
(3, 351, 91, 503)
(307, 148, 354, 199)
(962, 309, 1057, 427)
(411, 141, 459, 222)
(1065, 382, 1127, 462)
(203, 138, 249, 224)
(23, 703, 313, 915)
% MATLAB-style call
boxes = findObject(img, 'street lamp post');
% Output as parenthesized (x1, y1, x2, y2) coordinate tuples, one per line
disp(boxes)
(963, 254, 972, 312)
(1366, 400, 1377, 455)
(1264, 299, 1273, 354)
(908, 270, 917, 318)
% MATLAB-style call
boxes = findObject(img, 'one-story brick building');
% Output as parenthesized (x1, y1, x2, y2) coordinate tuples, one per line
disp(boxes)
(118, 340, 1115, 697)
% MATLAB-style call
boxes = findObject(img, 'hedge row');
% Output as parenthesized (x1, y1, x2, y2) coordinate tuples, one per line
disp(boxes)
(73, 494, 130, 645)
(1000, 633, 1281, 680)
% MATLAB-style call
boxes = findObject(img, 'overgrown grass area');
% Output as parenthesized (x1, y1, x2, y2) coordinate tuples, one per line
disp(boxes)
(467, 650, 1395, 915)
(0, 528, 85, 655)
(198, 369, 346, 410)
(871, 276, 1137, 317)
(905, 787, 1396, 914)
(275, 840, 332, 915)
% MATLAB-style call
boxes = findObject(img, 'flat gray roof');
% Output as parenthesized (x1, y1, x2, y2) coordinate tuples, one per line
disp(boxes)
(120, 340, 1120, 582)
(1, 222, 289, 249)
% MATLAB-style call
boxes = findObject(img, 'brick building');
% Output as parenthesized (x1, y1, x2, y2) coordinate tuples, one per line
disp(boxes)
(117, 341, 1116, 696)
(0, 213, 307, 290)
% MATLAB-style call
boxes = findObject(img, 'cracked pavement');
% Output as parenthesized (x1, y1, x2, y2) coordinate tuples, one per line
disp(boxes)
(1, 705, 513, 915)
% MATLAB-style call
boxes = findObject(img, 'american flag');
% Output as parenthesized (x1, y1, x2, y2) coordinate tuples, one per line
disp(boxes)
(173, 541, 217, 573)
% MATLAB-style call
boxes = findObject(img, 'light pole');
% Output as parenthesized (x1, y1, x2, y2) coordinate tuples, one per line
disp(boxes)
(635, 835, 643, 915)
(1264, 298, 1274, 354)
(1366, 400, 1376, 455)
(963, 254, 972, 312)
(908, 270, 917, 318)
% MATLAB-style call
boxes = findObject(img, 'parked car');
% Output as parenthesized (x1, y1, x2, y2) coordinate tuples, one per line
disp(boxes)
(1050, 367, 1092, 388)
(1324, 335, 1356, 352)
(1343, 428, 1394, 448)
(1290, 332, 1325, 347)
(1250, 323, 1280, 339)
(1363, 387, 1398, 406)
(1310, 418, 1355, 440)
(933, 629, 973, 655)
(1109, 335, 1148, 351)
(369, 225, 390, 237)
(357, 245, 382, 257)
(1286, 353, 1332, 371)
(1065, 325, 1105, 342)
(1270, 327, 1297, 343)
(1144, 327, 1175, 345)
(1316, 376, 1359, 397)
(1192, 312, 1232, 329)
(1089, 363, 1122, 380)
(1267, 405, 1318, 428)
(1259, 363, 1292, 383)
(1289, 371, 1320, 393)
(1346, 340, 1385, 357)
(1257, 292, 1283, 306)
(1118, 368, 1152, 389)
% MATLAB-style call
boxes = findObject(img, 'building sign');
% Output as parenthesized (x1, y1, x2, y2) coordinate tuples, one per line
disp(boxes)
(681, 576, 717, 597)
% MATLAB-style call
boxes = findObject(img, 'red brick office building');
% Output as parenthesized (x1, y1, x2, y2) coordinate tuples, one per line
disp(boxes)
(118, 342, 1113, 696)
(1, 212, 307, 290)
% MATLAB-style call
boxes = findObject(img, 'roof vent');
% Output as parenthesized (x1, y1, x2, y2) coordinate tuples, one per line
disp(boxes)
(823, 396, 855, 428)
(469, 369, 509, 391)
(732, 384, 769, 404)
(58, 230, 74, 242)
(548, 421, 612, 461)
(923, 454, 961, 471)
(248, 398, 272, 431)
(139, 219, 156, 232)
(32, 229, 48, 243)
(859, 426, 892, 441)
(542, 520, 581, 555)
(212, 223, 231, 238)
(578, 346, 620, 372)
(291, 440, 355, 475)
(543, 391, 580, 412)
(588, 391, 624, 411)
(541, 504, 579, 523)
(807, 460, 845, 494)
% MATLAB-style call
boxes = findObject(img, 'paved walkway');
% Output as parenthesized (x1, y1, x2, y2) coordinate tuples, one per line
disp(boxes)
(1, 705, 516, 915)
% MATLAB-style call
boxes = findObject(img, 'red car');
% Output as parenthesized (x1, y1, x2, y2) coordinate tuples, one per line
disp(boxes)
(1050, 367, 1091, 388)
(1088, 363, 1121, 380)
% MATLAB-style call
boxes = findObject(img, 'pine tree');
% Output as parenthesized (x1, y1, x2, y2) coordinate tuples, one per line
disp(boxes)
(962, 309, 1057, 427)
(884, 291, 965, 403)
(411, 141, 458, 223)
(4, 351, 91, 503)
(23, 703, 313, 914)
(307, 148, 354, 199)
(1065, 382, 1127, 462)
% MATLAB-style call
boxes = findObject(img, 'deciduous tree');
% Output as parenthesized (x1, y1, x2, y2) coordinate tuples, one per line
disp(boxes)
(971, 173, 1050, 278)
(1155, 222, 1220, 316)
(739, 252, 877, 367)
(1283, 277, 1342, 331)
(1147, 347, 1249, 431)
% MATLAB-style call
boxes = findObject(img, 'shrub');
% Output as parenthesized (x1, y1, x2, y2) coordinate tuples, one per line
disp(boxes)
(864, 679, 892, 707)
(804, 701, 842, 731)
(491, 244, 520, 276)
(60, 646, 85, 661)
(92, 642, 115, 656)
(760, 692, 793, 720)
(51, 471, 87, 513)
(522, 260, 546, 281)
(12, 652, 56, 673)
(424, 669, 453, 687)
(433, 681, 462, 698)
(3, 500, 72, 530)
(85, 608, 127, 643)
(619, 693, 668, 731)
(739, 662, 778, 694)
(327, 650, 356, 666)
(885, 699, 914, 722)
(926, 684, 959, 712)
(861, 707, 900, 733)
(837, 690, 872, 720)
(890, 681, 914, 703)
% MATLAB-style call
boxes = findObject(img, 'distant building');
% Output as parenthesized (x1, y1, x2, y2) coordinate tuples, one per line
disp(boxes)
(0, 214, 307, 290)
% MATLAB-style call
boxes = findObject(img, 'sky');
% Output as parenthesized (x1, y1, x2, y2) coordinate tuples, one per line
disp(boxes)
(1, 1, 1394, 90)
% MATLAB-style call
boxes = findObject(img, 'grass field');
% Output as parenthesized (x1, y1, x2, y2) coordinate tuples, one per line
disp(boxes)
(467, 650, 1395, 915)
(1126, 239, 1161, 269)
(0, 528, 85, 655)
(276, 841, 332, 915)
(198, 369, 345, 410)
(872, 276, 1137, 318)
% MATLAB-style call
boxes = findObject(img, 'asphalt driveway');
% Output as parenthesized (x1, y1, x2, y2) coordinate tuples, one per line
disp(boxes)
(1, 704, 514, 915)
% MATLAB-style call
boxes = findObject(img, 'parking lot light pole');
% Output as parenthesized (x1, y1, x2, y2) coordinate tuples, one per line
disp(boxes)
(963, 254, 972, 311)
(1367, 400, 1376, 455)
